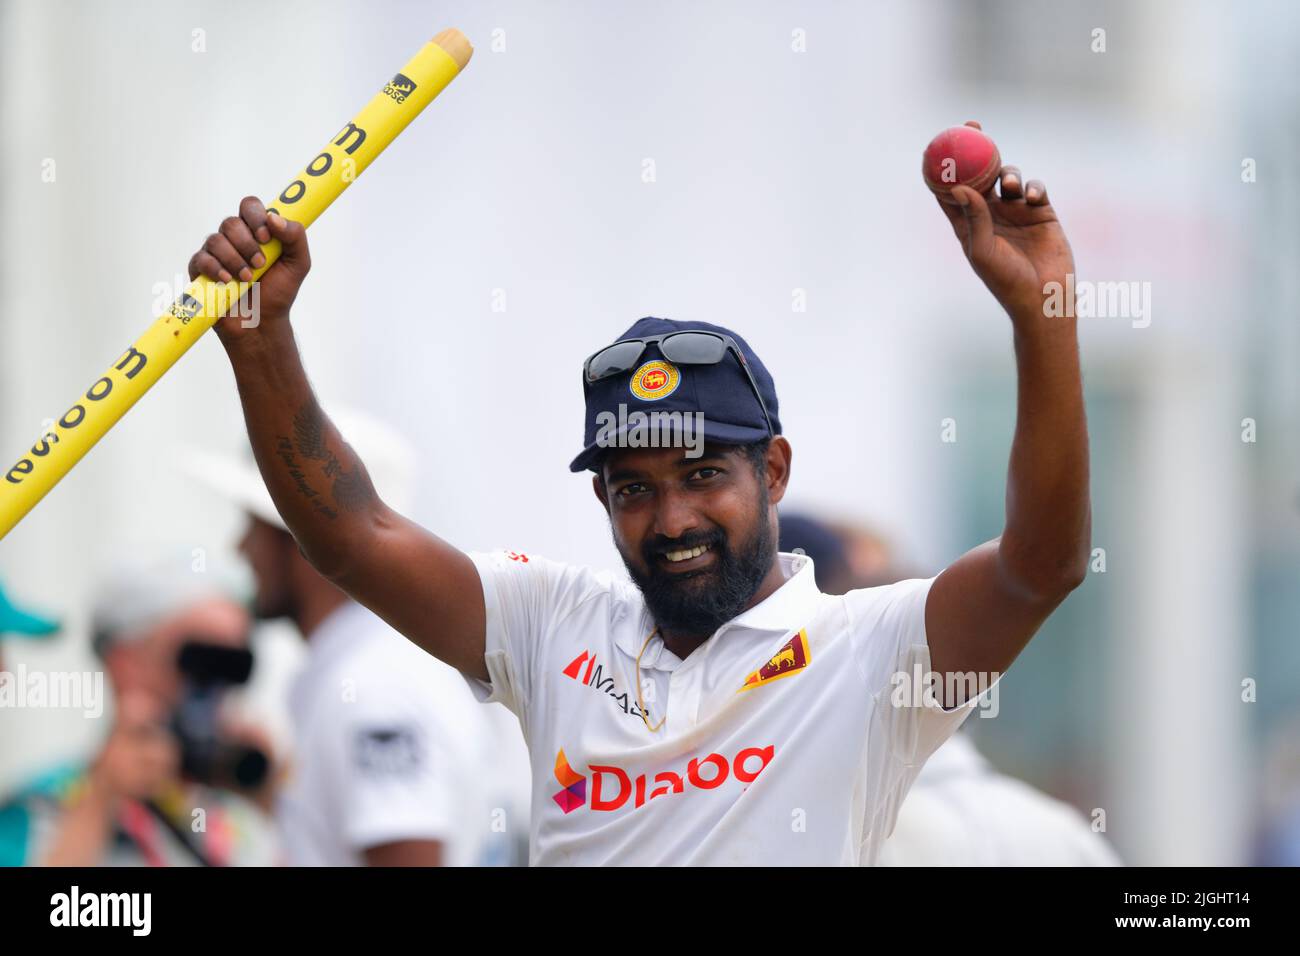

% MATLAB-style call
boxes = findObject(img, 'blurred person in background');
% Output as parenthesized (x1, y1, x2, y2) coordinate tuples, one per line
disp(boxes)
(186, 408, 531, 866)
(0, 560, 277, 866)
(778, 512, 1121, 866)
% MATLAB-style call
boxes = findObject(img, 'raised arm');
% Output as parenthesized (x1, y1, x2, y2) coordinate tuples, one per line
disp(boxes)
(191, 197, 488, 680)
(923, 122, 1091, 698)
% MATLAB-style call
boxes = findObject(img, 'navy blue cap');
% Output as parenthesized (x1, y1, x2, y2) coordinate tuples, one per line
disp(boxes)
(570, 317, 782, 473)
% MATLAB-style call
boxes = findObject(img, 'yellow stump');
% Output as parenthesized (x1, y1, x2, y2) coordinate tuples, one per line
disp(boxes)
(0, 29, 472, 541)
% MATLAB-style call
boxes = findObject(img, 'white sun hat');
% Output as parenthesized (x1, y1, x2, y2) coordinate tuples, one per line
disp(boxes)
(180, 404, 418, 530)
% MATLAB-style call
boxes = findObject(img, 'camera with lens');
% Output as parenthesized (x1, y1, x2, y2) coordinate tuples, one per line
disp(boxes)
(172, 641, 269, 792)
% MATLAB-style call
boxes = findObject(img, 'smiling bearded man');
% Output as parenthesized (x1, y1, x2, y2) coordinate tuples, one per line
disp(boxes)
(191, 122, 1090, 864)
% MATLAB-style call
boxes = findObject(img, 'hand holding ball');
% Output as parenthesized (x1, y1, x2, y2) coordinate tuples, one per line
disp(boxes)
(922, 125, 1001, 203)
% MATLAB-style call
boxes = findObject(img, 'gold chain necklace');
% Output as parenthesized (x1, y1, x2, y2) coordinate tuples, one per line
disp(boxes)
(635, 626, 666, 733)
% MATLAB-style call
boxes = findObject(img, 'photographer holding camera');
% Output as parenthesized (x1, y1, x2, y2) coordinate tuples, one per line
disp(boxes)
(0, 558, 278, 867)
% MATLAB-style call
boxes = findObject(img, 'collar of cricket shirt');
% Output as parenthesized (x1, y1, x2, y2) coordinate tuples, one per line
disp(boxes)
(613, 551, 820, 667)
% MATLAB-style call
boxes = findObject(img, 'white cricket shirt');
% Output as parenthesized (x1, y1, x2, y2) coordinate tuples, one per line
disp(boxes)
(467, 549, 1001, 866)
(278, 600, 522, 866)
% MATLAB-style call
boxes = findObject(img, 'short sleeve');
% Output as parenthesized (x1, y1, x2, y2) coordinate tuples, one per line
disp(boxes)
(334, 681, 460, 853)
(846, 576, 1004, 769)
(465, 550, 605, 717)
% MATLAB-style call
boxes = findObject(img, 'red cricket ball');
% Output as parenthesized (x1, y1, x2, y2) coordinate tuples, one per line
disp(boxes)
(922, 125, 1002, 203)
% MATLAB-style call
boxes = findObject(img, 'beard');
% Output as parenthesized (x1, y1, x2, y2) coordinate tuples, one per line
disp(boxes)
(251, 581, 296, 623)
(250, 544, 298, 622)
(618, 499, 776, 642)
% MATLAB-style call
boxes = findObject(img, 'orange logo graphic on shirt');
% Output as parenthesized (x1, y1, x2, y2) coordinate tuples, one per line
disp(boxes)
(552, 749, 587, 813)
(738, 629, 810, 692)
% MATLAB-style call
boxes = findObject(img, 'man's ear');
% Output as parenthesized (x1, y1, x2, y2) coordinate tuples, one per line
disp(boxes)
(592, 473, 611, 514)
(766, 437, 793, 506)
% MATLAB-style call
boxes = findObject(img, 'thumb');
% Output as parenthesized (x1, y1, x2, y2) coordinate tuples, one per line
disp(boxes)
(952, 185, 995, 266)
(267, 212, 309, 271)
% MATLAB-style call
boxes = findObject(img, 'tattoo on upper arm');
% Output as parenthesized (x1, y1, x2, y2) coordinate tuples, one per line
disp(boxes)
(332, 466, 375, 513)
(293, 405, 329, 461)
(274, 436, 338, 520)
(288, 400, 379, 515)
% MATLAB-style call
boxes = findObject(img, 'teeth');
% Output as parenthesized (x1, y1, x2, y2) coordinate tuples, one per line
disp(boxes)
(665, 544, 710, 563)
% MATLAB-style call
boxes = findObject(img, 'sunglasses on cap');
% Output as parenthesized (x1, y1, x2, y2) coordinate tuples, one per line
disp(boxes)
(581, 331, 775, 438)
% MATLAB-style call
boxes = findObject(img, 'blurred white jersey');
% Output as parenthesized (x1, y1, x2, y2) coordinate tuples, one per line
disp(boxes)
(278, 601, 529, 866)
(875, 732, 1121, 866)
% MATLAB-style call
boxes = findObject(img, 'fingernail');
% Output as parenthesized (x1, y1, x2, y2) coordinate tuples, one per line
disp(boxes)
(252, 252, 266, 268)
(269, 213, 285, 228)
(219, 269, 233, 284)
(239, 267, 253, 282)
(955, 190, 969, 207)
(256, 227, 271, 243)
